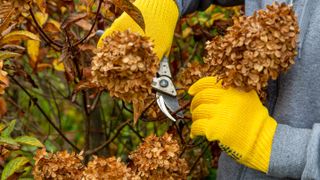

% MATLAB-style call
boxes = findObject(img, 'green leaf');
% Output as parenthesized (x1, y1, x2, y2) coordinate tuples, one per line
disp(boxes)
(15, 136, 44, 147)
(20, 166, 33, 178)
(1, 157, 29, 180)
(0, 136, 19, 146)
(44, 139, 58, 152)
(1, 120, 16, 137)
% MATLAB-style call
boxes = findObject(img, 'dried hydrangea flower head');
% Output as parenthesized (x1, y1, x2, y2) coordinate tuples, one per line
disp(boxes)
(129, 133, 189, 179)
(83, 156, 137, 180)
(205, 3, 299, 100)
(33, 149, 84, 180)
(175, 61, 210, 90)
(91, 30, 159, 123)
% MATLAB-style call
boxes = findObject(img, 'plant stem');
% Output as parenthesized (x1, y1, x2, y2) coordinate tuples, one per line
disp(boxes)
(10, 75, 80, 152)
(188, 142, 212, 176)
(73, 0, 104, 46)
(84, 119, 130, 156)
(29, 3, 63, 50)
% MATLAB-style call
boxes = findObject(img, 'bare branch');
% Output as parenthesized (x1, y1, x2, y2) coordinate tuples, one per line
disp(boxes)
(73, 0, 104, 46)
(28, 3, 63, 50)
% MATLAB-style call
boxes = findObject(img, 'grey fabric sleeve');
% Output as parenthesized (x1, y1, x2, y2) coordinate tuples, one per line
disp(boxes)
(268, 124, 320, 179)
(175, 0, 244, 16)
(175, 0, 213, 16)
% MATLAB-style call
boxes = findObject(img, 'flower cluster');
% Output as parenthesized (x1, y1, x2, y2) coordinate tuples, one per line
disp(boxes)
(33, 149, 85, 180)
(205, 3, 299, 99)
(33, 133, 189, 180)
(91, 30, 159, 122)
(129, 133, 189, 179)
(175, 61, 209, 90)
(83, 156, 136, 180)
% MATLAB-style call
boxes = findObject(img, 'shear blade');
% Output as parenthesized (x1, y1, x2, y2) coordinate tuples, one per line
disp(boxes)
(158, 92, 184, 118)
(156, 94, 176, 122)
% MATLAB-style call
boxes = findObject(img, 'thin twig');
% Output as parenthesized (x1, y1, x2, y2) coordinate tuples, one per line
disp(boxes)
(157, 100, 191, 122)
(48, 83, 62, 129)
(127, 124, 143, 141)
(73, 0, 104, 46)
(122, 100, 133, 113)
(188, 142, 212, 176)
(89, 91, 102, 112)
(179, 139, 206, 158)
(82, 91, 91, 152)
(187, 42, 199, 62)
(85, 119, 130, 156)
(29, 3, 63, 49)
(10, 75, 80, 152)
(172, 101, 191, 116)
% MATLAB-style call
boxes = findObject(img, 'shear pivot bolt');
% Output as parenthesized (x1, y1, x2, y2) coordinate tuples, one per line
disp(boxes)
(160, 79, 169, 87)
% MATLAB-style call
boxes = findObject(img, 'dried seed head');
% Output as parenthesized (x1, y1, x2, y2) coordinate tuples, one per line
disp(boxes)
(82, 156, 137, 180)
(33, 149, 84, 180)
(205, 3, 299, 100)
(129, 133, 189, 179)
(91, 30, 159, 123)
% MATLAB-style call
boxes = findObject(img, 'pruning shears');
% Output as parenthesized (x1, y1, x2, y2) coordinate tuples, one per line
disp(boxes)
(151, 56, 183, 122)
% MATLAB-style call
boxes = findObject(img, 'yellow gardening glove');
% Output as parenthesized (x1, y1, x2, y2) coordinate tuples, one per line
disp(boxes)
(97, 0, 179, 58)
(189, 77, 278, 173)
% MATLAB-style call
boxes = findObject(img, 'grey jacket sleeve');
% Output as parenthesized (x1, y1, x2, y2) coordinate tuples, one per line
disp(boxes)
(176, 0, 244, 16)
(267, 124, 320, 179)
(175, 0, 213, 15)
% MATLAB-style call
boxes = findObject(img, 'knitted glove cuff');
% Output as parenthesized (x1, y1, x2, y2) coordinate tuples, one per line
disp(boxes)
(244, 116, 277, 173)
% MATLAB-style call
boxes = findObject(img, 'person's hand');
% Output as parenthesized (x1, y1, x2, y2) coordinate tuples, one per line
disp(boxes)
(97, 0, 179, 58)
(189, 77, 278, 173)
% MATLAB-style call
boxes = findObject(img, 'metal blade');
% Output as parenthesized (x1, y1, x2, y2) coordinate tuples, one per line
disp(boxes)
(156, 93, 176, 122)
(158, 92, 184, 118)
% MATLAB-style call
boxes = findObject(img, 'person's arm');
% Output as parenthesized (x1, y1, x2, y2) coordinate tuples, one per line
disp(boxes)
(267, 124, 320, 179)
(177, 0, 244, 16)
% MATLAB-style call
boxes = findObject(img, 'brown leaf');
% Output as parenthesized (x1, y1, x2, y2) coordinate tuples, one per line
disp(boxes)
(74, 81, 98, 92)
(61, 13, 88, 29)
(0, 97, 7, 117)
(0, 8, 15, 33)
(112, 0, 145, 31)
(75, 19, 92, 31)
(133, 101, 144, 124)
(36, 0, 47, 13)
